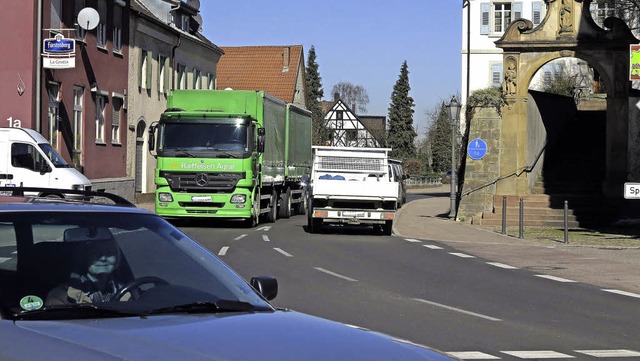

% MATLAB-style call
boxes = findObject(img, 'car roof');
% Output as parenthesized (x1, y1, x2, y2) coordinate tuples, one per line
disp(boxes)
(0, 187, 153, 215)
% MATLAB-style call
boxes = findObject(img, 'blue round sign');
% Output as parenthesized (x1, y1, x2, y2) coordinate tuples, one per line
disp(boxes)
(467, 138, 488, 160)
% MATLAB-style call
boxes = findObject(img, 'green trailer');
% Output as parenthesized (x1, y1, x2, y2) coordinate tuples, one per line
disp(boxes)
(149, 90, 312, 227)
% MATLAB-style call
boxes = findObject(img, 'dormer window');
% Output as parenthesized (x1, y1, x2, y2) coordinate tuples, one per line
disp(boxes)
(172, 11, 190, 32)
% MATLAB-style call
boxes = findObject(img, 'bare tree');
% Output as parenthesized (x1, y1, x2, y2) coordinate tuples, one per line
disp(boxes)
(331, 82, 370, 114)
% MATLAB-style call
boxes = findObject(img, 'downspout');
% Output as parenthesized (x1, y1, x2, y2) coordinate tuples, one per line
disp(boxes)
(171, 33, 181, 90)
(36, 0, 43, 132)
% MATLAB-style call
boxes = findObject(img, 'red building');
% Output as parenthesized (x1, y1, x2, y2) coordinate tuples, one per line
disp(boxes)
(0, 0, 131, 195)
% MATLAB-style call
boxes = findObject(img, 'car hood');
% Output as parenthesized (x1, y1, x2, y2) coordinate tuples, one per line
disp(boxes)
(12, 309, 453, 361)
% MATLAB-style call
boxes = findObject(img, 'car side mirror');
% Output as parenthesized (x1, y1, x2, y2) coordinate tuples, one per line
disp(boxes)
(250, 276, 278, 301)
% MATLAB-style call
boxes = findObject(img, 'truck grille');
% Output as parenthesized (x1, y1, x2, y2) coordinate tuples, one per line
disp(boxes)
(160, 171, 245, 192)
(316, 156, 385, 172)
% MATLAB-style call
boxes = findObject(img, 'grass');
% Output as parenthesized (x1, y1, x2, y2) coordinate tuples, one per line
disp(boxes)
(498, 226, 640, 248)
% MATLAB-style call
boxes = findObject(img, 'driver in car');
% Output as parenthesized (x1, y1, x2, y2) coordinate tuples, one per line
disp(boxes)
(46, 240, 125, 305)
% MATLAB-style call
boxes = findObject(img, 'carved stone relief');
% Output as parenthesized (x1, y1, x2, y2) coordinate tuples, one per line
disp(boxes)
(504, 56, 518, 97)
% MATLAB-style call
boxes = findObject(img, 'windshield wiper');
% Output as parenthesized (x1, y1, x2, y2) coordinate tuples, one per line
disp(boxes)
(148, 300, 260, 315)
(209, 149, 238, 159)
(13, 304, 148, 320)
(173, 149, 197, 158)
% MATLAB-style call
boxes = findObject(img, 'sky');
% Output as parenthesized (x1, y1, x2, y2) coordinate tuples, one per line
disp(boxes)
(198, 1, 462, 137)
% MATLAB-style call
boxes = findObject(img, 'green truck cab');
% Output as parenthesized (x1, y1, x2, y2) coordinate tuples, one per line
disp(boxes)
(149, 90, 311, 227)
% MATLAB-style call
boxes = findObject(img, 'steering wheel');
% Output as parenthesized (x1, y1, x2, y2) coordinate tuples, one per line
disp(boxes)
(110, 276, 169, 301)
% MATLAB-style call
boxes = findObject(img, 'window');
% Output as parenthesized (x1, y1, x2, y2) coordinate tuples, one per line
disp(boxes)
(140, 50, 152, 91)
(96, 95, 106, 143)
(491, 64, 503, 88)
(181, 14, 190, 32)
(335, 110, 343, 120)
(193, 69, 202, 89)
(113, 4, 123, 53)
(206, 73, 214, 90)
(97, 0, 107, 48)
(47, 83, 60, 149)
(346, 130, 357, 143)
(112, 97, 123, 144)
(11, 143, 42, 172)
(591, 0, 616, 27)
(50, 0, 62, 33)
(73, 87, 84, 169)
(74, 0, 86, 40)
(176, 64, 186, 90)
(532, 1, 543, 26)
(494, 3, 512, 33)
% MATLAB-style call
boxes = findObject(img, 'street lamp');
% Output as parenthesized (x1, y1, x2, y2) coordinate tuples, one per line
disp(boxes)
(446, 96, 461, 219)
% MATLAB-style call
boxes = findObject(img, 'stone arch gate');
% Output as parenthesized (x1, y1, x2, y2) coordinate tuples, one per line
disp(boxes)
(457, 0, 639, 223)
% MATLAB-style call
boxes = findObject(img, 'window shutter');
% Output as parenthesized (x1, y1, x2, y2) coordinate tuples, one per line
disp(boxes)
(480, 3, 490, 35)
(146, 50, 153, 91)
(491, 63, 503, 88)
(164, 57, 171, 93)
(138, 49, 144, 89)
(513, 2, 523, 21)
(532, 1, 542, 25)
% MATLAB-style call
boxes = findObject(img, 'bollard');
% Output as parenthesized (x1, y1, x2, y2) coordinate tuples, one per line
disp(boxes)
(519, 197, 524, 239)
(502, 196, 507, 234)
(564, 200, 569, 243)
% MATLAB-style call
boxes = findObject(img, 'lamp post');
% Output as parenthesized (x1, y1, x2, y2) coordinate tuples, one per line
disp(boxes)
(447, 96, 461, 219)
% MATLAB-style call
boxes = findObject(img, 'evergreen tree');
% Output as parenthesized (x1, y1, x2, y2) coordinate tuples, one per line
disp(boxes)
(387, 61, 416, 159)
(427, 102, 453, 172)
(305, 46, 329, 145)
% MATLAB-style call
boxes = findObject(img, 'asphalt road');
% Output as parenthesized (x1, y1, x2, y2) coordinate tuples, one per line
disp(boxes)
(176, 208, 640, 360)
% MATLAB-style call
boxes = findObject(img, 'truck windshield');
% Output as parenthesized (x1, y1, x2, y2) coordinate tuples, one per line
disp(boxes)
(160, 122, 248, 155)
(38, 143, 70, 168)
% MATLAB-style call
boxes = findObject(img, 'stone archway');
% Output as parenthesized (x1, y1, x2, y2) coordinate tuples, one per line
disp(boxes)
(494, 0, 638, 198)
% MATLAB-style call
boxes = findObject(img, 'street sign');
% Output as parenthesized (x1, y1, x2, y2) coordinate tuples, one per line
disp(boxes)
(467, 138, 488, 160)
(624, 182, 640, 199)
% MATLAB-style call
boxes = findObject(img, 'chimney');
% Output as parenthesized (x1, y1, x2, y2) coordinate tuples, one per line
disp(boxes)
(282, 47, 290, 73)
(334, 92, 339, 101)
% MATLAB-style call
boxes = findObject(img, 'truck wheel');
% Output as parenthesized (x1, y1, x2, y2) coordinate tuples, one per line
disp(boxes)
(278, 188, 292, 218)
(265, 191, 277, 223)
(382, 221, 393, 236)
(308, 216, 322, 233)
(294, 190, 306, 215)
(244, 197, 260, 228)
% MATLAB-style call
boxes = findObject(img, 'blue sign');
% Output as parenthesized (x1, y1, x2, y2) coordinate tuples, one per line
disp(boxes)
(467, 138, 488, 160)
(43, 36, 75, 54)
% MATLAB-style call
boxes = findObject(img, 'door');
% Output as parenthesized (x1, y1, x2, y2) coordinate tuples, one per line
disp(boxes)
(9, 142, 51, 188)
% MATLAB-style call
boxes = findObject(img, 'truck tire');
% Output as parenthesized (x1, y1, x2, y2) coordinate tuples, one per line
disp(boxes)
(308, 216, 322, 233)
(382, 220, 393, 236)
(244, 196, 260, 228)
(265, 191, 277, 223)
(278, 188, 292, 218)
(294, 189, 306, 215)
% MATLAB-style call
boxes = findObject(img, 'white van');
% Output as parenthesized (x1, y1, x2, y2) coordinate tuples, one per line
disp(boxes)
(0, 128, 91, 196)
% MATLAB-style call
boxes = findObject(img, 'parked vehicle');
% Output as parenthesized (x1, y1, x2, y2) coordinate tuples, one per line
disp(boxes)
(307, 146, 399, 235)
(149, 90, 312, 227)
(0, 186, 454, 361)
(389, 158, 408, 207)
(0, 127, 91, 197)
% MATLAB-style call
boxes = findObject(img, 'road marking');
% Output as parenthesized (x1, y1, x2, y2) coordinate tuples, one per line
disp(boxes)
(575, 349, 640, 357)
(218, 246, 229, 256)
(487, 262, 519, 269)
(447, 351, 500, 359)
(412, 298, 501, 322)
(234, 234, 247, 240)
(273, 248, 293, 257)
(449, 252, 476, 258)
(602, 289, 640, 299)
(423, 244, 443, 250)
(313, 267, 358, 282)
(262, 235, 270, 242)
(257, 226, 271, 231)
(535, 275, 577, 283)
(501, 350, 574, 358)
(405, 238, 422, 243)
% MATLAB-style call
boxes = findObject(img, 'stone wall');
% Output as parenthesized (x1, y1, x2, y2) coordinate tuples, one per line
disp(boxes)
(90, 177, 135, 203)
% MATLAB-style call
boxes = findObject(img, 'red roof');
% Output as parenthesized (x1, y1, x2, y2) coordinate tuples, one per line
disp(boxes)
(216, 45, 304, 103)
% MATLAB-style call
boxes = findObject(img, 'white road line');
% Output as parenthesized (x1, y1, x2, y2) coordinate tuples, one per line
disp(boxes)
(501, 350, 574, 358)
(602, 289, 640, 299)
(313, 267, 358, 282)
(234, 234, 247, 241)
(218, 246, 229, 256)
(262, 235, 270, 242)
(447, 351, 500, 359)
(575, 349, 640, 357)
(449, 252, 476, 258)
(256, 226, 271, 231)
(405, 238, 422, 243)
(423, 244, 443, 250)
(486, 262, 519, 269)
(273, 248, 293, 257)
(412, 298, 501, 322)
(535, 275, 577, 283)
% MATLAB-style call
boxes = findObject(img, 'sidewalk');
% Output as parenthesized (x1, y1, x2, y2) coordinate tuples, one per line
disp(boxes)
(136, 187, 640, 295)
(395, 185, 640, 295)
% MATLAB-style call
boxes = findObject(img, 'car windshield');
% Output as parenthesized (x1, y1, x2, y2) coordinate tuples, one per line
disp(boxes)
(0, 211, 272, 319)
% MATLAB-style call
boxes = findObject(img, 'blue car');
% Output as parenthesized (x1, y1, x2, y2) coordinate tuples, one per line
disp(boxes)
(0, 187, 455, 361)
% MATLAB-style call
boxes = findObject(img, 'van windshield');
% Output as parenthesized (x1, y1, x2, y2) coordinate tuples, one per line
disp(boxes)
(38, 143, 70, 168)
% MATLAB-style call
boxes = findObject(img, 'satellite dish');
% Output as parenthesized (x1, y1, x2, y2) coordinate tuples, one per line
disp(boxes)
(77, 7, 100, 31)
(193, 14, 203, 32)
(187, 0, 200, 10)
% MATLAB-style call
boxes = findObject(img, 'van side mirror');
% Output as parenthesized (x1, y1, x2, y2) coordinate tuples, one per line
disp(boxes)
(39, 161, 51, 174)
(257, 128, 265, 153)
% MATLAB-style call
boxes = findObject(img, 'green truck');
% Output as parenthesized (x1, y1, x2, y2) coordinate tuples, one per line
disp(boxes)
(148, 90, 312, 227)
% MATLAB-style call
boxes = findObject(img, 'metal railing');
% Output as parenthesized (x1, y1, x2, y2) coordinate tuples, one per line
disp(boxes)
(406, 176, 442, 188)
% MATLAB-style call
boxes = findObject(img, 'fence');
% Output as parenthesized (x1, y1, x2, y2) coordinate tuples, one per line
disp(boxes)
(406, 176, 442, 188)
